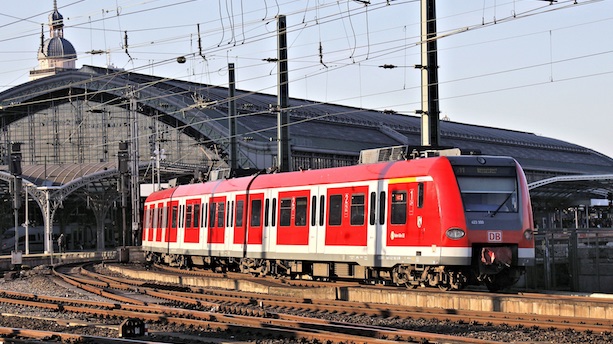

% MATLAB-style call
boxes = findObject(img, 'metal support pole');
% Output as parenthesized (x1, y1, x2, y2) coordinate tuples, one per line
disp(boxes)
(13, 180, 18, 253)
(128, 87, 141, 246)
(543, 233, 551, 290)
(24, 185, 29, 255)
(277, 14, 291, 172)
(228, 63, 238, 171)
(420, 0, 440, 147)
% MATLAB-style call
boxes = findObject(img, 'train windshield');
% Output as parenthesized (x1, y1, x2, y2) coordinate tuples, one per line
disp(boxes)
(456, 176, 518, 213)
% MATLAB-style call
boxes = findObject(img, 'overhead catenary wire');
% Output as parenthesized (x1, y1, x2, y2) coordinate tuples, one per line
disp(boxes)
(2, 0, 608, 110)
(0, 0, 610, 158)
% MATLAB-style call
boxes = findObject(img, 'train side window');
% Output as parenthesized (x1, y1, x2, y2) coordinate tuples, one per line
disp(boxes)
(311, 196, 317, 226)
(264, 199, 270, 227)
(226, 201, 231, 227)
(418, 183, 424, 208)
(328, 194, 342, 226)
(202, 203, 207, 228)
(179, 205, 184, 228)
(391, 191, 407, 224)
(379, 192, 386, 225)
(231, 201, 235, 226)
(250, 199, 262, 227)
(230, 201, 235, 227)
(272, 198, 277, 227)
(209, 203, 217, 227)
(186, 205, 193, 228)
(218, 202, 225, 228)
(144, 208, 150, 230)
(194, 204, 200, 228)
(152, 208, 158, 228)
(319, 195, 325, 226)
(369, 192, 376, 225)
(171, 205, 179, 228)
(295, 197, 307, 226)
(279, 198, 292, 226)
(350, 194, 365, 226)
(236, 200, 244, 227)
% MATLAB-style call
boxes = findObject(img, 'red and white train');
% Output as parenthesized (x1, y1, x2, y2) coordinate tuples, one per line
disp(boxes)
(142, 154, 535, 291)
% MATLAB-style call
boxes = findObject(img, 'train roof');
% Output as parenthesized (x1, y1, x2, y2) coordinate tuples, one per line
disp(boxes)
(147, 155, 521, 202)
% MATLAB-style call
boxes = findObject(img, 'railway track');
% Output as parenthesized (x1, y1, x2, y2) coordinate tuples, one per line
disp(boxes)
(0, 262, 610, 343)
(83, 264, 613, 331)
(52, 263, 498, 343)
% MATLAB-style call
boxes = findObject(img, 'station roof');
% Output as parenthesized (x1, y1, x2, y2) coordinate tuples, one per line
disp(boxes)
(1, 65, 613, 207)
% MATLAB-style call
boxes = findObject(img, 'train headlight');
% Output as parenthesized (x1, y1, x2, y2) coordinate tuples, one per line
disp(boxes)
(524, 229, 534, 240)
(446, 228, 465, 240)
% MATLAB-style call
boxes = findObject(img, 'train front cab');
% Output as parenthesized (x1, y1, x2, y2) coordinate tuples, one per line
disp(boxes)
(448, 156, 535, 291)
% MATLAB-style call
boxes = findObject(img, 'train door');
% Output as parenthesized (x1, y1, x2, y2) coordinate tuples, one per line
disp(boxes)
(234, 193, 265, 250)
(248, 193, 265, 245)
(234, 194, 247, 245)
(324, 185, 368, 246)
(143, 204, 154, 242)
(184, 199, 201, 243)
(155, 202, 165, 243)
(386, 181, 426, 247)
(276, 190, 310, 245)
(166, 200, 179, 243)
(207, 196, 226, 244)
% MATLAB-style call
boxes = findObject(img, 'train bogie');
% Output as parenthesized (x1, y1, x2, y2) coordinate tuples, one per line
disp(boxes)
(142, 155, 535, 291)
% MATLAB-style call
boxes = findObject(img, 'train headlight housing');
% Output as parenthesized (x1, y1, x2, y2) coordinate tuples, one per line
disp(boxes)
(524, 229, 534, 240)
(446, 227, 465, 240)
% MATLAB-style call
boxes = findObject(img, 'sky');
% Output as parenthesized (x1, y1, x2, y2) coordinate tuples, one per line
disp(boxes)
(1, 0, 613, 158)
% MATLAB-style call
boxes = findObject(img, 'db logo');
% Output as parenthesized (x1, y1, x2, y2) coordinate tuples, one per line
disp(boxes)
(487, 231, 502, 242)
(390, 231, 406, 240)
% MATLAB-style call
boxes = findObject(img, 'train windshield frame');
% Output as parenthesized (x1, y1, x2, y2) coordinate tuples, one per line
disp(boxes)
(453, 165, 518, 214)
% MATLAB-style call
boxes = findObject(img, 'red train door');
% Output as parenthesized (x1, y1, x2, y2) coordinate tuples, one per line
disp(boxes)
(155, 202, 165, 242)
(234, 193, 265, 245)
(248, 193, 264, 244)
(166, 200, 179, 243)
(143, 204, 154, 242)
(387, 181, 424, 247)
(184, 199, 201, 243)
(276, 190, 310, 245)
(208, 196, 226, 244)
(324, 186, 368, 246)
(234, 194, 247, 245)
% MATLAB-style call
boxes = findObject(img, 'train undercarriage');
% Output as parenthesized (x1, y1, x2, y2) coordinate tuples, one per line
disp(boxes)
(145, 250, 523, 292)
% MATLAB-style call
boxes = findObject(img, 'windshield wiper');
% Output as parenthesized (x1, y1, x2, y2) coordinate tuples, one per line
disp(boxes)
(490, 191, 515, 217)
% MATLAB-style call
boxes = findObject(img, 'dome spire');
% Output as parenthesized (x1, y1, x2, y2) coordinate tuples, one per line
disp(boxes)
(49, 0, 64, 38)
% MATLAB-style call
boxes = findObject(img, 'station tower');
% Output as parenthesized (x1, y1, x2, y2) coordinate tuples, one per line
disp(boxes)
(29, 0, 77, 80)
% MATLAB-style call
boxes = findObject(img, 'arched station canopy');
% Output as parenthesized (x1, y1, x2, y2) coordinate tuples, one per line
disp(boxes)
(3, 64, 613, 182)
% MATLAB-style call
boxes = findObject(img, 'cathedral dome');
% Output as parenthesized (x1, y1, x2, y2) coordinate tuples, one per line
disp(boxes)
(38, 36, 76, 59)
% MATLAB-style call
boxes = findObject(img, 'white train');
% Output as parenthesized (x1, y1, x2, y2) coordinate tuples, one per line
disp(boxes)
(1, 225, 80, 254)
